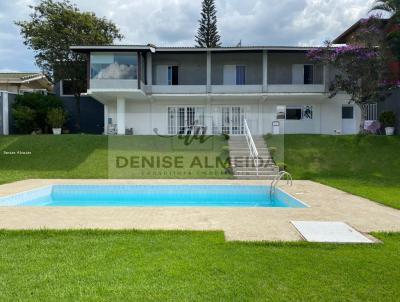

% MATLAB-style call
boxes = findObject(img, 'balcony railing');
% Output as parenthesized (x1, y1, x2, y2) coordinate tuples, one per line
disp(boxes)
(268, 84, 326, 93)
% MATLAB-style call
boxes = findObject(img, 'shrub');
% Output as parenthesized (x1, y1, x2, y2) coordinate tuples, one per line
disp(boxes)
(222, 133, 230, 140)
(12, 93, 63, 133)
(276, 161, 287, 172)
(379, 111, 397, 127)
(265, 133, 273, 140)
(12, 106, 37, 134)
(268, 147, 277, 157)
(47, 108, 67, 128)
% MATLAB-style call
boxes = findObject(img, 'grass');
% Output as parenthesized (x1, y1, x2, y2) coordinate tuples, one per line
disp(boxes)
(0, 230, 399, 301)
(0, 135, 231, 184)
(266, 134, 400, 209)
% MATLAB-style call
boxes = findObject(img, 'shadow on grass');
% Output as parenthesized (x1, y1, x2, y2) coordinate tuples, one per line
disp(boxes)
(0, 135, 108, 172)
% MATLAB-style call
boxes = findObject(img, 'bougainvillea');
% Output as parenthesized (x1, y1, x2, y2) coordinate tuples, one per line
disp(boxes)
(307, 15, 397, 132)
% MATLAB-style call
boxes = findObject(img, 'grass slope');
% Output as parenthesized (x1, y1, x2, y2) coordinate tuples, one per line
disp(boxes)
(266, 135, 400, 209)
(0, 135, 230, 184)
(0, 230, 399, 301)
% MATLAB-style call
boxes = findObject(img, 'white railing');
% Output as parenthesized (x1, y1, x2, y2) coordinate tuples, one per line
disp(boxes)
(362, 103, 378, 121)
(244, 119, 259, 176)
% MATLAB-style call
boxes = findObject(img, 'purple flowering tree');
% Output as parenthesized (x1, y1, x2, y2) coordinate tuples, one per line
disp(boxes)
(308, 16, 397, 132)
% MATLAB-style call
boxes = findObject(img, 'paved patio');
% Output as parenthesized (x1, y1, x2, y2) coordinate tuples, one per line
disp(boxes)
(0, 179, 399, 241)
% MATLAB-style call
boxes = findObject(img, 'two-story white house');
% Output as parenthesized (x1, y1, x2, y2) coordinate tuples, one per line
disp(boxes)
(71, 45, 362, 136)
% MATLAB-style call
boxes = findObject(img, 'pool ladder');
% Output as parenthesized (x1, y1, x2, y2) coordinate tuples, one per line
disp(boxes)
(269, 171, 293, 197)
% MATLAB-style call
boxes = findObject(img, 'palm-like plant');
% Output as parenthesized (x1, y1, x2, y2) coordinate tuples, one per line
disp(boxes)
(370, 1, 400, 59)
(370, 0, 400, 19)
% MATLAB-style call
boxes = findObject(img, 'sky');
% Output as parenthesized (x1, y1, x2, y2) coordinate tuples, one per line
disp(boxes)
(0, 0, 376, 72)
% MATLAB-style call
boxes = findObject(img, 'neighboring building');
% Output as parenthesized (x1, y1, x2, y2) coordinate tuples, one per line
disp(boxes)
(0, 73, 52, 135)
(333, 18, 400, 133)
(0, 72, 52, 94)
(71, 45, 360, 135)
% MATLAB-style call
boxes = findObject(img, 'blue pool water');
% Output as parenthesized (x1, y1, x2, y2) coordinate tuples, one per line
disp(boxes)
(0, 185, 306, 208)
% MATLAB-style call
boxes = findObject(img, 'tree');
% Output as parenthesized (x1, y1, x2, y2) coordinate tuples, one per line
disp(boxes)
(307, 16, 397, 132)
(12, 93, 63, 134)
(195, 0, 221, 47)
(16, 0, 123, 131)
(370, 0, 400, 19)
(370, 0, 400, 60)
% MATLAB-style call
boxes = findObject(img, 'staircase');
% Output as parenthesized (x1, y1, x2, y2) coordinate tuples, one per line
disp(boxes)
(229, 135, 279, 180)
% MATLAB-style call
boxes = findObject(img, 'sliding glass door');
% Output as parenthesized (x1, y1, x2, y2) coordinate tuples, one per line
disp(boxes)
(219, 106, 245, 135)
(168, 107, 205, 135)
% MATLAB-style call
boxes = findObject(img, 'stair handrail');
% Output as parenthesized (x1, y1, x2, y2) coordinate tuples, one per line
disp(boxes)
(269, 171, 293, 197)
(243, 119, 259, 176)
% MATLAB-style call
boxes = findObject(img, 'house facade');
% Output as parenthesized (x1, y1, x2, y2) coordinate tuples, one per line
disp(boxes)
(333, 18, 400, 134)
(71, 45, 361, 136)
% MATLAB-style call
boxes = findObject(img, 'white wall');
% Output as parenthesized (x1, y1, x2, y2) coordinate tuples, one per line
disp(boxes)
(104, 94, 358, 135)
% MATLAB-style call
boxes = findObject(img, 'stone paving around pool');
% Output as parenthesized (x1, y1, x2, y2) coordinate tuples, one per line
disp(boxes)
(0, 179, 399, 242)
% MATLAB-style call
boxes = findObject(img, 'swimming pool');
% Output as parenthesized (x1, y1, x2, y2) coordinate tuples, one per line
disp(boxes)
(0, 185, 307, 208)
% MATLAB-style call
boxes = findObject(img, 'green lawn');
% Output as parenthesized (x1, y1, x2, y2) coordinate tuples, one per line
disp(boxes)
(266, 134, 400, 209)
(0, 135, 231, 184)
(0, 230, 398, 301)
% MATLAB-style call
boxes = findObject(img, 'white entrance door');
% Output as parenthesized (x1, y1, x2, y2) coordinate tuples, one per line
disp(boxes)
(168, 107, 205, 135)
(220, 106, 245, 135)
(342, 105, 356, 134)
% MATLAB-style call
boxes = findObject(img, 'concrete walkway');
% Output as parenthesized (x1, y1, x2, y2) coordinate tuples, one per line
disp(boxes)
(0, 179, 399, 241)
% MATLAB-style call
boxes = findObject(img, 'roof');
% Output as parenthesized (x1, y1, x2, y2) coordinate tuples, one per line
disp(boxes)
(0, 72, 47, 82)
(333, 18, 389, 44)
(0, 72, 53, 91)
(70, 45, 322, 53)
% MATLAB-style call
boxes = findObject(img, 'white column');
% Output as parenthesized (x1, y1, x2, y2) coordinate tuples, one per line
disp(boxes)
(2, 92, 9, 135)
(206, 51, 211, 92)
(149, 96, 154, 135)
(262, 50, 268, 93)
(146, 52, 152, 91)
(117, 97, 126, 135)
(205, 95, 212, 134)
(103, 103, 109, 135)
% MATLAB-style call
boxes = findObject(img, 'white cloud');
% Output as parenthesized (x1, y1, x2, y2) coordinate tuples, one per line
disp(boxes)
(0, 0, 375, 71)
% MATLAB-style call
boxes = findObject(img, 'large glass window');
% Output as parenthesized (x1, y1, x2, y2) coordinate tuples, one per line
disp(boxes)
(90, 53, 137, 80)
(236, 66, 246, 85)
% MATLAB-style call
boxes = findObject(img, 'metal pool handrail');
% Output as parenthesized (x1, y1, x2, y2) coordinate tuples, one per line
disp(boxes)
(270, 171, 293, 197)
(244, 119, 259, 176)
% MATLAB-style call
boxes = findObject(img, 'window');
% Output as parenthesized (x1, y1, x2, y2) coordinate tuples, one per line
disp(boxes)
(236, 66, 246, 85)
(304, 65, 314, 85)
(223, 65, 246, 85)
(286, 107, 303, 120)
(342, 106, 354, 119)
(168, 66, 179, 85)
(276, 106, 286, 119)
(303, 105, 313, 119)
(90, 53, 137, 80)
(278, 105, 313, 120)
(61, 80, 74, 96)
(292, 64, 315, 84)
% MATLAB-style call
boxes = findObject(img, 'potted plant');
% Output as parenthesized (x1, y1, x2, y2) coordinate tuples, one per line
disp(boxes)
(379, 111, 397, 136)
(46, 108, 67, 135)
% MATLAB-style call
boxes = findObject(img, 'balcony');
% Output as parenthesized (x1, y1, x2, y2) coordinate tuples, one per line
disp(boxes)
(150, 85, 207, 94)
(210, 85, 263, 94)
(89, 52, 139, 91)
(267, 52, 326, 93)
(268, 84, 326, 93)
